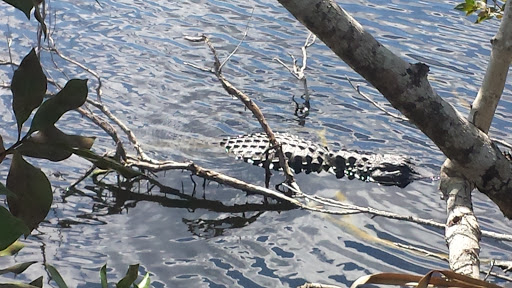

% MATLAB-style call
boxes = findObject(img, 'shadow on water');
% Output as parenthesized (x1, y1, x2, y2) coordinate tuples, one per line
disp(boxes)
(61, 176, 296, 234)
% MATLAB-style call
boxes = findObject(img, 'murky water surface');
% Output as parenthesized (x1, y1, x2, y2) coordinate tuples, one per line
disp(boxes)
(0, 0, 511, 287)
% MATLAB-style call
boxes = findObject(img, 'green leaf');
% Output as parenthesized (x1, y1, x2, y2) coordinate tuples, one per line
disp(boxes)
(0, 206, 29, 251)
(19, 125, 95, 162)
(116, 264, 139, 288)
(45, 264, 69, 288)
(29, 276, 43, 288)
(1, 1, 47, 38)
(71, 148, 142, 179)
(0, 261, 37, 275)
(28, 79, 88, 135)
(0, 282, 41, 287)
(2, 0, 34, 19)
(476, 10, 493, 23)
(0, 182, 16, 198)
(100, 264, 108, 288)
(0, 241, 24, 256)
(137, 273, 150, 288)
(6, 152, 52, 234)
(11, 48, 47, 139)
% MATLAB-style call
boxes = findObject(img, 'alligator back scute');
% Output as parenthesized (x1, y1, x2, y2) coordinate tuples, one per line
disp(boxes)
(222, 132, 331, 174)
(222, 132, 418, 187)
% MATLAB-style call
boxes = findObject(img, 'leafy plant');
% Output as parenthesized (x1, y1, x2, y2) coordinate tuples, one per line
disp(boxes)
(0, 243, 149, 287)
(454, 0, 505, 23)
(0, 3, 153, 286)
(0, 47, 92, 251)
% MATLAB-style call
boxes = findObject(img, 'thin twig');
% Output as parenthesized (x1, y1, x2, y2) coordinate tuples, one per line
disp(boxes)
(36, 0, 44, 51)
(298, 33, 315, 79)
(346, 75, 409, 121)
(5, 26, 14, 73)
(127, 157, 302, 205)
(281, 183, 512, 242)
(219, 8, 254, 71)
(394, 242, 448, 261)
(274, 32, 315, 80)
(284, 183, 446, 228)
(86, 98, 150, 161)
(68, 165, 99, 189)
(42, 35, 157, 162)
(493, 138, 512, 150)
(183, 61, 212, 72)
(274, 57, 298, 79)
(394, 243, 512, 282)
(76, 106, 127, 160)
(0, 61, 16, 66)
(274, 33, 314, 109)
(484, 260, 495, 281)
(43, 41, 103, 101)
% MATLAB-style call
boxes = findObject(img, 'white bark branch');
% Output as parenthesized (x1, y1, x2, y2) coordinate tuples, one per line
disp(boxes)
(439, 1, 512, 276)
(469, 1, 512, 133)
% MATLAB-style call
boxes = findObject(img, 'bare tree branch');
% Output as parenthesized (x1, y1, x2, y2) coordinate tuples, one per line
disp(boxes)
(186, 34, 302, 194)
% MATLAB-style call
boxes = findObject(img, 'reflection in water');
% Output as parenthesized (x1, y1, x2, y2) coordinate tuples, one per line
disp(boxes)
(183, 212, 263, 239)
(292, 94, 310, 126)
(62, 176, 294, 229)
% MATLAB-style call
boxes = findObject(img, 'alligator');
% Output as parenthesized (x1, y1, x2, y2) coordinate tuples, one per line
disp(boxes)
(221, 132, 420, 188)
